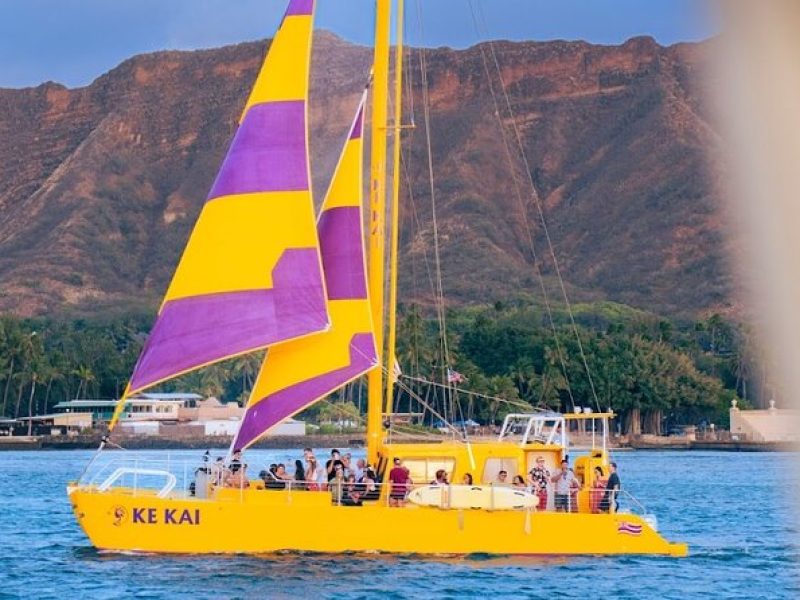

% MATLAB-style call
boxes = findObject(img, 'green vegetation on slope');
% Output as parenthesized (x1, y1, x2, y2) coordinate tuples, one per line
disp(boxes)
(0, 300, 750, 435)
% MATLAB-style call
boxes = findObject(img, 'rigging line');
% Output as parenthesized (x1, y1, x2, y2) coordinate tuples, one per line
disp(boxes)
(390, 423, 447, 441)
(414, 0, 456, 425)
(318, 395, 366, 424)
(395, 377, 460, 437)
(389, 13, 438, 414)
(465, 0, 575, 411)
(349, 341, 460, 436)
(469, 0, 600, 412)
(400, 135, 437, 307)
(402, 375, 540, 411)
(474, 0, 600, 412)
(396, 74, 437, 381)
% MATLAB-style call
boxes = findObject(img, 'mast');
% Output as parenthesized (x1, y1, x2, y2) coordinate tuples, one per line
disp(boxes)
(366, 0, 392, 464)
(385, 0, 404, 419)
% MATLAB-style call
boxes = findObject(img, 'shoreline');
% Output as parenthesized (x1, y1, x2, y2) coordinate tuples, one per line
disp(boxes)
(1, 434, 797, 452)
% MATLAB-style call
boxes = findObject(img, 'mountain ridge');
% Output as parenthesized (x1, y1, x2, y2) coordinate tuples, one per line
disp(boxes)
(0, 32, 732, 318)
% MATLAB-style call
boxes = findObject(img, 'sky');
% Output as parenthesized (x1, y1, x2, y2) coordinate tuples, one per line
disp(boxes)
(0, 0, 719, 89)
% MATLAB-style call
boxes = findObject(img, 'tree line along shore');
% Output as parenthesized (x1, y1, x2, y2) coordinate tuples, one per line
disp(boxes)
(0, 298, 760, 437)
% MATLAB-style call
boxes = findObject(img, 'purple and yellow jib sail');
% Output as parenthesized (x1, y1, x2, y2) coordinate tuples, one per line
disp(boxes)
(110, 0, 326, 429)
(234, 92, 378, 449)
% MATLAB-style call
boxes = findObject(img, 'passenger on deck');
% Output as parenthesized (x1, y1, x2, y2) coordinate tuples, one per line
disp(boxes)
(360, 469, 376, 494)
(275, 463, 293, 484)
(305, 456, 321, 491)
(343, 452, 353, 476)
(600, 462, 621, 513)
(590, 466, 607, 513)
(431, 469, 449, 486)
(326, 449, 345, 482)
(353, 458, 366, 481)
(529, 456, 550, 511)
(551, 459, 580, 512)
(496, 470, 509, 486)
(229, 449, 243, 472)
(388, 457, 412, 507)
(330, 464, 346, 504)
(343, 474, 363, 506)
(569, 468, 580, 513)
(225, 463, 250, 489)
(260, 463, 284, 489)
(293, 459, 306, 490)
(462, 473, 473, 485)
(512, 475, 526, 489)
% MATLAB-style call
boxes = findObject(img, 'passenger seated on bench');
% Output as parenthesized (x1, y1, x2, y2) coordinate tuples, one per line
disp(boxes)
(225, 463, 250, 489)
(260, 464, 285, 490)
(293, 459, 306, 490)
(228, 448, 243, 473)
(275, 463, 292, 484)
(355, 465, 379, 501)
(353, 458, 366, 481)
(330, 464, 346, 504)
(431, 469, 449, 486)
(343, 474, 363, 506)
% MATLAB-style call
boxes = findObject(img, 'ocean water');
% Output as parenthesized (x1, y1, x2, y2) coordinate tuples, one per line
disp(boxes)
(0, 449, 798, 599)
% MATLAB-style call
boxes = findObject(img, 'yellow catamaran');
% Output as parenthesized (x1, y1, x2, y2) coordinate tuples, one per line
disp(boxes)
(68, 0, 687, 557)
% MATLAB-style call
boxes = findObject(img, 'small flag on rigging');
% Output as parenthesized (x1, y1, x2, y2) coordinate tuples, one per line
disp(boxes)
(447, 368, 465, 384)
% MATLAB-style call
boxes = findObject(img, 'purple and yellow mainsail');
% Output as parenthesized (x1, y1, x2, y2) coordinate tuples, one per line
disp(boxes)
(233, 93, 377, 449)
(112, 0, 325, 428)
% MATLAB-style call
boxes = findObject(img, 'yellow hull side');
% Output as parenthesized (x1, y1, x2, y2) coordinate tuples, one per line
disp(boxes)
(68, 486, 687, 557)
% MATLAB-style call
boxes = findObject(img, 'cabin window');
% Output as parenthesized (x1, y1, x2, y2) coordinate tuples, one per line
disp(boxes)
(401, 457, 455, 483)
(481, 458, 519, 484)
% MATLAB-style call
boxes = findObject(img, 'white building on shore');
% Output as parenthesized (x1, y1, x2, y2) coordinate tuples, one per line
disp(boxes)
(54, 393, 305, 437)
(729, 399, 800, 443)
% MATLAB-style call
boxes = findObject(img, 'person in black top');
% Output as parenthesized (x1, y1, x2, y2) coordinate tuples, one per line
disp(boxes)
(229, 448, 243, 473)
(601, 462, 621, 513)
(326, 449, 345, 482)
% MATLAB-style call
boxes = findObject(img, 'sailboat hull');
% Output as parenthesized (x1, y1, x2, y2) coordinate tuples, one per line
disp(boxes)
(68, 485, 687, 556)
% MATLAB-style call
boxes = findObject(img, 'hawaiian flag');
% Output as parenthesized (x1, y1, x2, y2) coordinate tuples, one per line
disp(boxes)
(617, 522, 643, 536)
(447, 368, 465, 384)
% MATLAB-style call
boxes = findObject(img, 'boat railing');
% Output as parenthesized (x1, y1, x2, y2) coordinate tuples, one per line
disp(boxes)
(77, 454, 653, 522)
(79, 453, 198, 499)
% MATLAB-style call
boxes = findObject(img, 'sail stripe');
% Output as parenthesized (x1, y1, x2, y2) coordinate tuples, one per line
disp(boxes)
(121, 0, 324, 398)
(235, 333, 375, 448)
(232, 91, 375, 449)
(208, 101, 308, 199)
(349, 104, 364, 140)
(318, 206, 368, 300)
(286, 0, 313, 16)
(129, 249, 326, 393)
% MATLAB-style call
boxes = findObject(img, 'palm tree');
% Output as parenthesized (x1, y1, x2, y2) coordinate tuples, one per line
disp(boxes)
(26, 372, 38, 436)
(199, 363, 229, 399)
(231, 352, 263, 400)
(0, 321, 23, 417)
(73, 365, 96, 400)
(38, 361, 64, 415)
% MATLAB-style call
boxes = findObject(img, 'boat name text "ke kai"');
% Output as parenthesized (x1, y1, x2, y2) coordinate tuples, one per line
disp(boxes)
(131, 508, 201, 525)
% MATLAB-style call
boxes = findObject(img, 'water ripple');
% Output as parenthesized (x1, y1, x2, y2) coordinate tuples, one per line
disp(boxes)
(0, 449, 798, 599)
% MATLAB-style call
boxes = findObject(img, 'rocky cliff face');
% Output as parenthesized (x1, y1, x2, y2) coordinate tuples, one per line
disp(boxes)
(0, 33, 726, 317)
